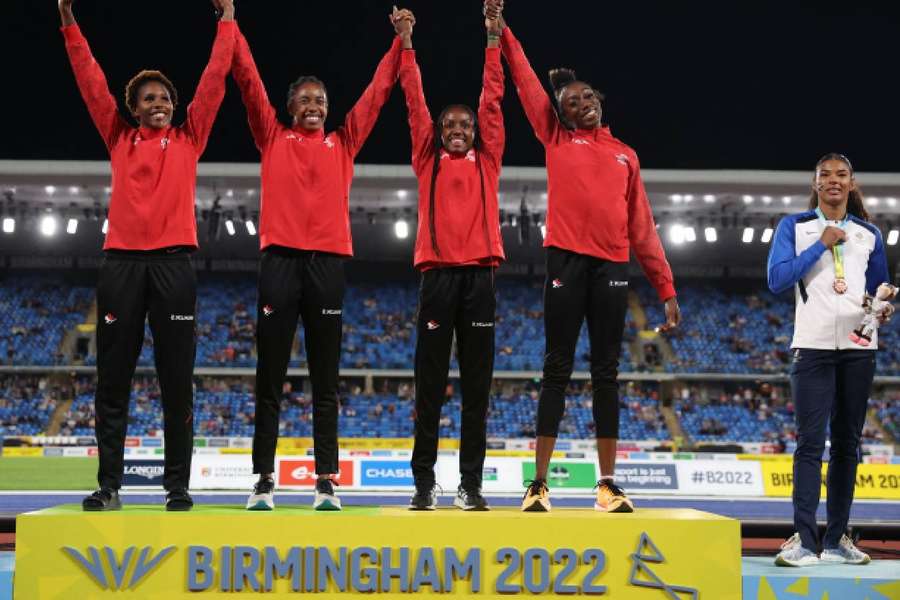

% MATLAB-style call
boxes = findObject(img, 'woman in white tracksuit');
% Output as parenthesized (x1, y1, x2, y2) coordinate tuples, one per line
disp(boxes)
(767, 153, 893, 567)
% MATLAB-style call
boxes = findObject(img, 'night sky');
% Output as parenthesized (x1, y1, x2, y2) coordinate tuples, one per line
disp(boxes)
(5, 2, 899, 171)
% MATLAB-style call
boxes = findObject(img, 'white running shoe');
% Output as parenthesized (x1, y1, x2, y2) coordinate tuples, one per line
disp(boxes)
(313, 478, 342, 511)
(246, 477, 275, 511)
(821, 535, 871, 565)
(774, 533, 819, 567)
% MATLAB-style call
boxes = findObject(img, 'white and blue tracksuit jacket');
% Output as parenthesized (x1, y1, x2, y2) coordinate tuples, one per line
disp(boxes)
(767, 210, 889, 350)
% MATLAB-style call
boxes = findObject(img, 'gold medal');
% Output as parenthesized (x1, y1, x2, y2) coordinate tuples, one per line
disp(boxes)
(833, 278, 847, 294)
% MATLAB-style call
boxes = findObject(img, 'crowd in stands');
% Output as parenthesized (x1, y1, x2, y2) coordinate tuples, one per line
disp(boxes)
(0, 275, 93, 366)
(1, 274, 899, 447)
(2, 373, 896, 448)
(0, 375, 66, 436)
(6, 273, 900, 376)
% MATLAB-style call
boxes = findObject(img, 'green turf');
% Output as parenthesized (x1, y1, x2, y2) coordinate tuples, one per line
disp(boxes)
(0, 457, 96, 490)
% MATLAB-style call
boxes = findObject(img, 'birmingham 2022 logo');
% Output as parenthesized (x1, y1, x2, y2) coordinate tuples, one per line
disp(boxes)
(61, 533, 700, 595)
(63, 545, 176, 590)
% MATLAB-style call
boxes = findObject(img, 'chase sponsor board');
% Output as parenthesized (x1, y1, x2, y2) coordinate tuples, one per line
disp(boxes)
(360, 461, 414, 486)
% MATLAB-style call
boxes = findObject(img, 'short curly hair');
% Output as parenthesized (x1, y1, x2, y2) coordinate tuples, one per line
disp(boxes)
(124, 70, 178, 115)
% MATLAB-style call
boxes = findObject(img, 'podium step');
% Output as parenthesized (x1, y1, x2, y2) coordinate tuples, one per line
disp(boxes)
(16, 505, 741, 598)
(742, 557, 900, 599)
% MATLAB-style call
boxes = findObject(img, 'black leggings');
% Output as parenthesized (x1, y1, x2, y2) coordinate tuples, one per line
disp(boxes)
(537, 248, 629, 438)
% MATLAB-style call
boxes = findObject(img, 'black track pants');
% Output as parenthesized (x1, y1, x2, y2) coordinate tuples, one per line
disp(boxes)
(537, 247, 629, 438)
(411, 267, 496, 490)
(253, 247, 345, 476)
(94, 250, 197, 491)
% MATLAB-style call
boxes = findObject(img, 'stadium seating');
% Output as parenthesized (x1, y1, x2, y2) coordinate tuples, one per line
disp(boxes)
(52, 378, 668, 440)
(0, 376, 59, 436)
(0, 275, 92, 366)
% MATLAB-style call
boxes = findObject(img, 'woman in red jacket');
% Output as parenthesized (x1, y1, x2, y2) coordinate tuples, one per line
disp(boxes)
(398, 10, 506, 511)
(59, 0, 236, 512)
(487, 1, 681, 513)
(234, 8, 406, 512)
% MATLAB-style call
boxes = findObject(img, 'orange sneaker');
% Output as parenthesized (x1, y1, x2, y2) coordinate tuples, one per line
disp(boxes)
(594, 480, 634, 513)
(521, 479, 551, 512)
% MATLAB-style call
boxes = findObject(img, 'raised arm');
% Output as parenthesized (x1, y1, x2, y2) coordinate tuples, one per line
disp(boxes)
(338, 9, 403, 158)
(59, 0, 127, 150)
(395, 9, 434, 175)
(184, 0, 236, 154)
(477, 11, 505, 169)
(231, 22, 279, 151)
(487, 4, 559, 146)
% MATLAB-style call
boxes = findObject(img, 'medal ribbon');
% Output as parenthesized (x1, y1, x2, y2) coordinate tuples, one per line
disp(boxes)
(815, 207, 849, 280)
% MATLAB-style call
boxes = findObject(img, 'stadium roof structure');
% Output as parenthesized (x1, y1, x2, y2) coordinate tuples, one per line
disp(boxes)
(1, 160, 900, 276)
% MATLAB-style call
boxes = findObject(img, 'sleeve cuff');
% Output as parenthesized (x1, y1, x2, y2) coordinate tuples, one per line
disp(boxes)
(217, 20, 236, 31)
(656, 283, 677, 303)
(808, 240, 828, 257)
(485, 47, 501, 60)
(401, 49, 417, 66)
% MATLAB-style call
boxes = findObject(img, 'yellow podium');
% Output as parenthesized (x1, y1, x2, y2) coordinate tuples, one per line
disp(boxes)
(16, 506, 741, 599)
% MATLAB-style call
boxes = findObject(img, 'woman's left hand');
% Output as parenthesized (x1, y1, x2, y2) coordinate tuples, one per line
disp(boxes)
(656, 297, 681, 333)
(878, 303, 895, 325)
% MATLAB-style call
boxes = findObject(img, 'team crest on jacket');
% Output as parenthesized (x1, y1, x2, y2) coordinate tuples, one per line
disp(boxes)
(262, 305, 274, 317)
(426, 320, 440, 330)
(324, 136, 335, 149)
(615, 153, 629, 165)
(104, 313, 116, 325)
(552, 279, 564, 289)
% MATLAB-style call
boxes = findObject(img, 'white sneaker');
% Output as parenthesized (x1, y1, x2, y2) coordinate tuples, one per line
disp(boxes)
(821, 535, 871, 565)
(774, 533, 819, 567)
(246, 477, 275, 511)
(313, 478, 342, 511)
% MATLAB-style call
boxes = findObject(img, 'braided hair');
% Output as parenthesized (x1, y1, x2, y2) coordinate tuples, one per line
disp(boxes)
(428, 105, 490, 259)
(808, 153, 869, 222)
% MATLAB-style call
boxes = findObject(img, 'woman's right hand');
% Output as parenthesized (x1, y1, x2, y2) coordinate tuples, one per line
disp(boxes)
(820, 225, 846, 249)
(391, 6, 415, 37)
(59, 0, 75, 26)
(484, 0, 506, 28)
